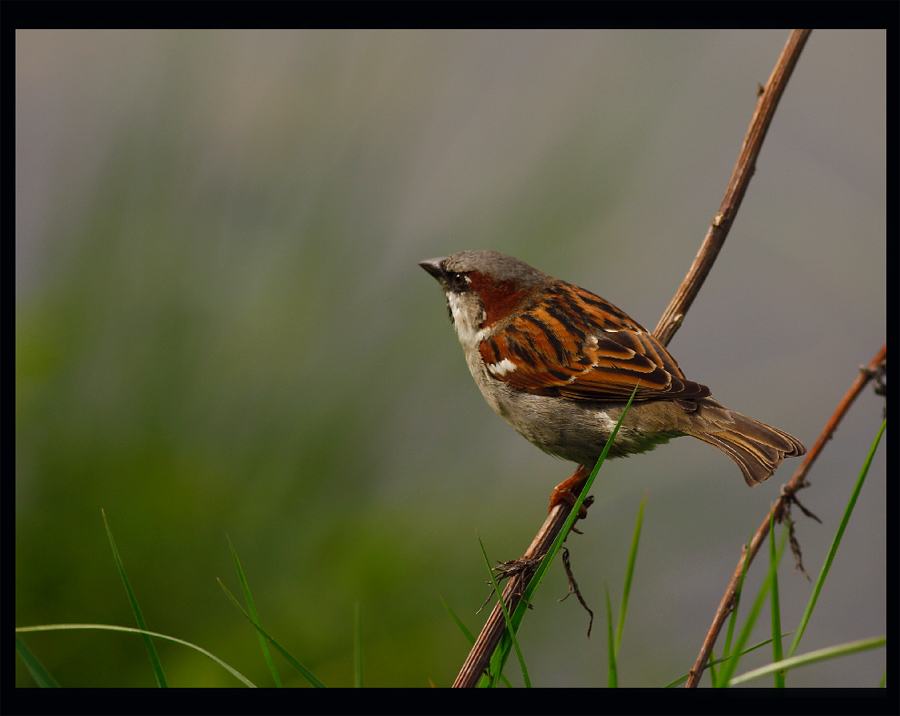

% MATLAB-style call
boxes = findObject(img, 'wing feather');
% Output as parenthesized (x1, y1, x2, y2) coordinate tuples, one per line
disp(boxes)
(479, 283, 710, 402)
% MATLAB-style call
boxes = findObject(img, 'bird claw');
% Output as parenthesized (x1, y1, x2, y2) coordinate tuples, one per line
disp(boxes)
(548, 465, 593, 519)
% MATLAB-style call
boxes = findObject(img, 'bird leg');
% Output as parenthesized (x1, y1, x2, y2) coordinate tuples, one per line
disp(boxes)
(488, 465, 594, 595)
(549, 464, 592, 518)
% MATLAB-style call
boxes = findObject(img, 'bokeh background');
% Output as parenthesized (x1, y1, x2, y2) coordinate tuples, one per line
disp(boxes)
(16, 30, 885, 687)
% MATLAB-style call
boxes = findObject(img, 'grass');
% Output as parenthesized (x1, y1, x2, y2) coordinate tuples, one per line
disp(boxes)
(15, 418, 886, 687)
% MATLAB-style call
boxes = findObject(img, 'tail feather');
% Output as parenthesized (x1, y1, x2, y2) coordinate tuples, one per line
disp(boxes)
(691, 399, 806, 486)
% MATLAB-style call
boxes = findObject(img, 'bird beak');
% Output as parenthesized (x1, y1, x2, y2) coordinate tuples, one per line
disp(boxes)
(419, 257, 448, 281)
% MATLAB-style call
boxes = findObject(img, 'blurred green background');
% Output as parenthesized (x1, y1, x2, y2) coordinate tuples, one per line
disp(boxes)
(16, 30, 884, 687)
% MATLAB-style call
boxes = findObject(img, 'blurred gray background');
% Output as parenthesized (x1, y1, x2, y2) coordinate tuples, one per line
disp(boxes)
(16, 30, 884, 687)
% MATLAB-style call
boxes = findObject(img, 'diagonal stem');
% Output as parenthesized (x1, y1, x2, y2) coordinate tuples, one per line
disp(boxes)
(454, 29, 814, 688)
(654, 29, 812, 346)
(685, 343, 885, 687)
(452, 496, 584, 688)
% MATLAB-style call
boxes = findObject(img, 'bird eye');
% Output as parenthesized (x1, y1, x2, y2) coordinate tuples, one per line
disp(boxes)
(449, 272, 468, 292)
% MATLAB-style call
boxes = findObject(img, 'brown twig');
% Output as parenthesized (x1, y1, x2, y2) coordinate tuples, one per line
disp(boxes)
(654, 29, 812, 345)
(452, 497, 585, 688)
(684, 343, 886, 688)
(453, 29, 813, 688)
(559, 546, 595, 638)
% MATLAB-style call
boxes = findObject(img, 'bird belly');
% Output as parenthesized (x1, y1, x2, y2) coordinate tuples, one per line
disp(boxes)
(479, 376, 682, 466)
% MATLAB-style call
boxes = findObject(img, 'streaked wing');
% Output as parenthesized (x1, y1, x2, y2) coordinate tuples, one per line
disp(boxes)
(479, 283, 710, 402)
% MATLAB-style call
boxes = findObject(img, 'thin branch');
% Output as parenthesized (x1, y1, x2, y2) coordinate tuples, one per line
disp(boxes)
(685, 343, 886, 688)
(453, 29, 813, 688)
(654, 29, 812, 346)
(452, 498, 583, 688)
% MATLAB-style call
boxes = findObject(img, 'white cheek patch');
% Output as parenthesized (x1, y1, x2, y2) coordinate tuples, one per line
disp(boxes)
(447, 292, 487, 348)
(487, 357, 518, 377)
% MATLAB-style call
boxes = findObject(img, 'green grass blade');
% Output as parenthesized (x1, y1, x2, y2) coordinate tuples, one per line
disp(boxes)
(714, 532, 752, 686)
(715, 526, 790, 687)
(729, 635, 886, 686)
(101, 509, 168, 687)
(218, 579, 326, 688)
(440, 596, 512, 688)
(227, 535, 282, 687)
(787, 418, 885, 659)
(605, 585, 617, 687)
(16, 624, 255, 686)
(476, 385, 639, 687)
(477, 532, 530, 687)
(440, 594, 476, 645)
(707, 647, 718, 687)
(768, 511, 785, 688)
(616, 492, 646, 656)
(15, 635, 60, 687)
(664, 635, 785, 687)
(715, 575, 771, 686)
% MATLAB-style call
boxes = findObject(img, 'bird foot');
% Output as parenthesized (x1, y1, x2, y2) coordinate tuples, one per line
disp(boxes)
(548, 465, 593, 519)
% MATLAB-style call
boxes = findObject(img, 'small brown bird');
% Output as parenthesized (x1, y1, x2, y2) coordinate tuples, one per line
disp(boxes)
(420, 251, 805, 512)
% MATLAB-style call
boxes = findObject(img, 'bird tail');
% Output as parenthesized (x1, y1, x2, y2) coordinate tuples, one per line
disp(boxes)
(690, 399, 806, 486)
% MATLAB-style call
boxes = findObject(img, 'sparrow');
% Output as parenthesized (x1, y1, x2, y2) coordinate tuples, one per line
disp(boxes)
(420, 250, 806, 513)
